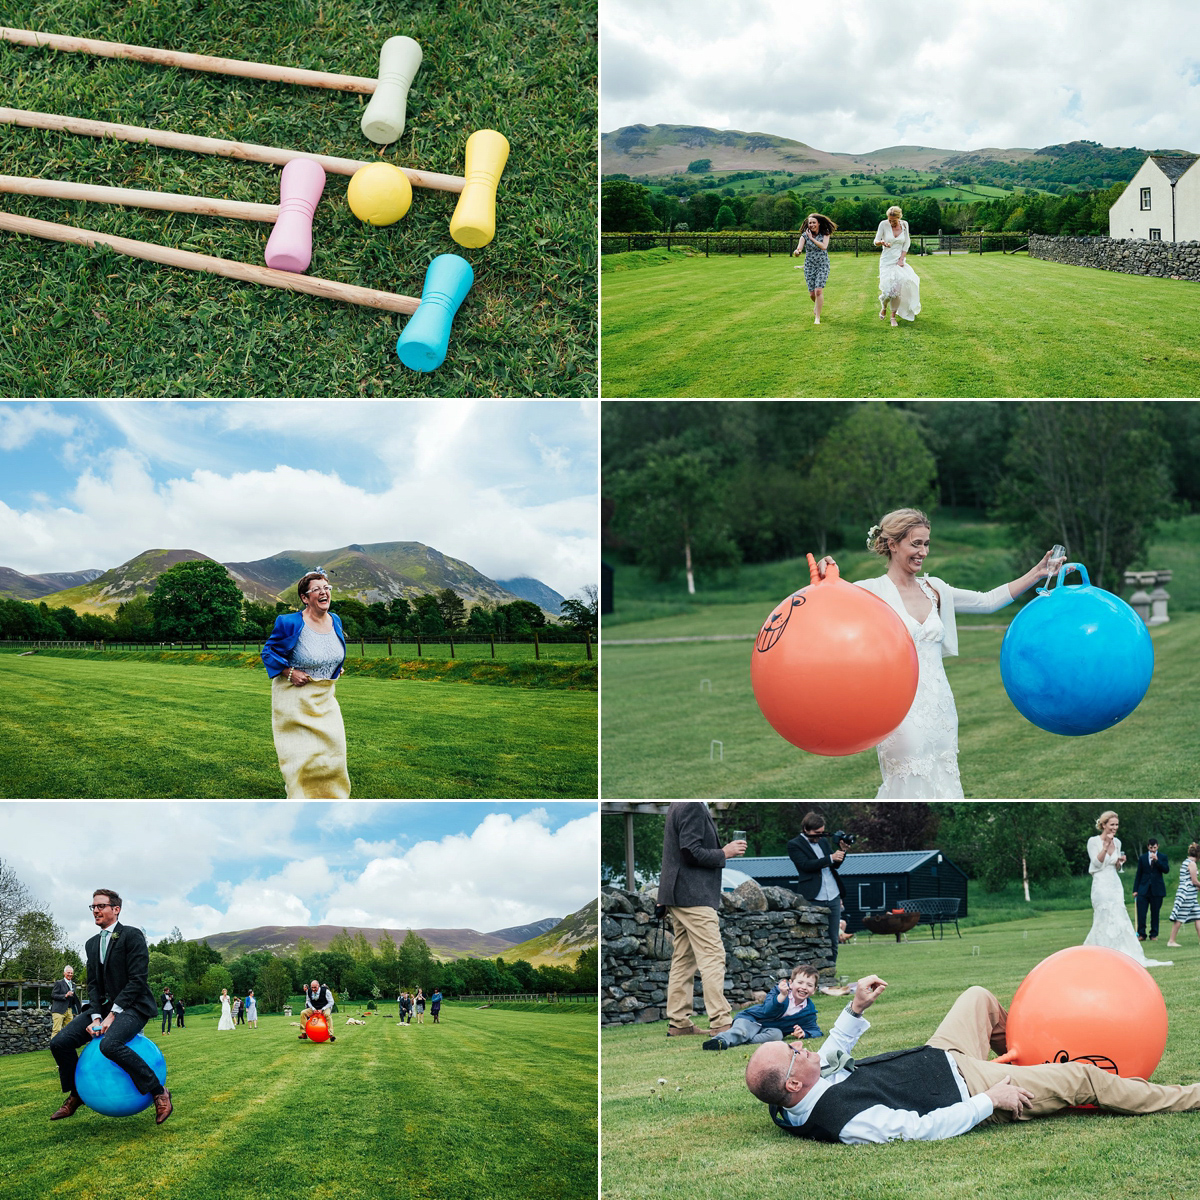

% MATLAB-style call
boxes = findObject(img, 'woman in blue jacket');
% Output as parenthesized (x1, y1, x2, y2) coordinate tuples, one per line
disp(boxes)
(704, 964, 823, 1050)
(260, 569, 350, 797)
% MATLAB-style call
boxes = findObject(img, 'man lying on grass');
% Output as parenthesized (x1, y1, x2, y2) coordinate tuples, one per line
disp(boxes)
(704, 964, 823, 1051)
(745, 974, 1200, 1143)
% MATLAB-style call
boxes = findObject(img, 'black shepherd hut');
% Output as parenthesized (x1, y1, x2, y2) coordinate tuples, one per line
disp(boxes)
(737, 850, 969, 933)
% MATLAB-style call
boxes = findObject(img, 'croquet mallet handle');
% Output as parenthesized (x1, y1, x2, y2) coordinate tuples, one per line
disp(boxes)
(448, 129, 509, 249)
(264, 158, 326, 273)
(360, 36, 422, 145)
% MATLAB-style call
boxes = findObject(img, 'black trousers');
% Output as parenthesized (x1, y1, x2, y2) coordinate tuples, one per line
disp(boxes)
(162, 1009, 173, 1032)
(821, 897, 843, 969)
(51, 1010, 163, 1097)
(1136, 893, 1164, 938)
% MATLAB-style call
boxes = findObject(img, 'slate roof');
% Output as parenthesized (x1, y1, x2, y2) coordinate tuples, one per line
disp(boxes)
(1151, 154, 1199, 184)
(740, 850, 944, 878)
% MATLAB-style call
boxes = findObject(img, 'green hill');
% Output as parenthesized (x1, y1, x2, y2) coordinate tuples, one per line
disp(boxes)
(501, 899, 598, 966)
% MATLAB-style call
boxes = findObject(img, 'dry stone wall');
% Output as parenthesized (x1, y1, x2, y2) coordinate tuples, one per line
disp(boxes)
(601, 881, 836, 1027)
(1029, 235, 1200, 281)
(0, 1010, 52, 1055)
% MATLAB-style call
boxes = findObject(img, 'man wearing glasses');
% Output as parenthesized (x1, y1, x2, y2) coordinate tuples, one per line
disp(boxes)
(49, 889, 172, 1124)
(745, 974, 1200, 1143)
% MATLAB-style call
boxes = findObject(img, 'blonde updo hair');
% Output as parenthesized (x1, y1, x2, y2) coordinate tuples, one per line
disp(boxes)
(887, 205, 903, 219)
(867, 508, 931, 558)
(1095, 810, 1119, 832)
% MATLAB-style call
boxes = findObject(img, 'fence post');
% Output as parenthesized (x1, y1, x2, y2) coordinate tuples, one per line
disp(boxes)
(585, 632, 592, 661)
(416, 636, 422, 657)
(534, 631, 540, 660)
(767, 236, 771, 258)
(706, 236, 709, 258)
(360, 636, 365, 657)
(387, 636, 392, 657)
(449, 637, 455, 659)
(490, 636, 495, 659)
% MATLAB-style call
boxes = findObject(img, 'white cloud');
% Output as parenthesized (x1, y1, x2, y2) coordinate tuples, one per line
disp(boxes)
(0, 403, 77, 450)
(601, 0, 1200, 154)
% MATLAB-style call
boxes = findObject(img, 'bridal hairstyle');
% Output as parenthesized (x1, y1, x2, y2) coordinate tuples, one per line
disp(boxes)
(886, 205, 903, 219)
(805, 212, 838, 237)
(1095, 810, 1119, 832)
(868, 508, 931, 558)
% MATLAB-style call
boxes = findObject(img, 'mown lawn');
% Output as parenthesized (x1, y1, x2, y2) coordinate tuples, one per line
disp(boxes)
(0, 0, 596, 397)
(1, 655, 598, 797)
(599, 251, 1200, 397)
(4, 1005, 597, 1200)
(601, 909, 1200, 1200)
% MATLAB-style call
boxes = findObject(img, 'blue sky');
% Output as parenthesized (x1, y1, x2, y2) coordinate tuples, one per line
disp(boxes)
(602, 0, 1200, 155)
(0, 401, 598, 598)
(1, 802, 598, 955)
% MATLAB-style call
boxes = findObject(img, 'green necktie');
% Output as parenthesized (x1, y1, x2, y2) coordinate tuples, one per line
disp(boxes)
(820, 1048, 856, 1077)
(100, 929, 110, 964)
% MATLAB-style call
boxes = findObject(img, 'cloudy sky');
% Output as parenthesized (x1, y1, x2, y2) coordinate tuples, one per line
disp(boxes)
(2, 802, 598, 954)
(0, 401, 598, 599)
(602, 0, 1200, 154)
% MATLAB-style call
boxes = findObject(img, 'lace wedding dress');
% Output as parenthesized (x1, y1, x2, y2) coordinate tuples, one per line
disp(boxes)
(876, 219, 921, 321)
(218, 995, 236, 1030)
(875, 577, 962, 799)
(1084, 836, 1171, 967)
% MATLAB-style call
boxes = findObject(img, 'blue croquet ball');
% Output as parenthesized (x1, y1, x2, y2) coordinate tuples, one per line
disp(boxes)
(75, 1033, 167, 1117)
(1000, 563, 1154, 736)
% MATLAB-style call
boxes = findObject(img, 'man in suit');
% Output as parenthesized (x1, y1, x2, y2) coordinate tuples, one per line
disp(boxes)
(786, 812, 848, 970)
(300, 979, 337, 1041)
(745, 974, 1200, 1143)
(50, 965, 81, 1036)
(1133, 839, 1169, 941)
(49, 888, 172, 1124)
(659, 801, 746, 1038)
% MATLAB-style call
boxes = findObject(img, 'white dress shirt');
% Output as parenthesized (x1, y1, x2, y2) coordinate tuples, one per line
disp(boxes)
(801, 836, 841, 903)
(777, 1006, 995, 1143)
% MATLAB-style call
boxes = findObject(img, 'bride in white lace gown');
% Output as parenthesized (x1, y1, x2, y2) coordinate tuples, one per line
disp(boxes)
(827, 508, 1059, 798)
(217, 988, 236, 1030)
(874, 206, 921, 325)
(1085, 812, 1172, 968)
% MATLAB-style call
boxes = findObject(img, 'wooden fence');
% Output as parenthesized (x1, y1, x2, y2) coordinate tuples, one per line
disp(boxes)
(458, 992, 598, 1003)
(602, 231, 1031, 257)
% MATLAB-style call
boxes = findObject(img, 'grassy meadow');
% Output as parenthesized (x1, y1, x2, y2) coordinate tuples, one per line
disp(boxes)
(1, 653, 598, 797)
(599, 250, 1200, 396)
(601, 907, 1200, 1200)
(600, 515, 1200, 799)
(0, 0, 596, 397)
(4, 1003, 597, 1200)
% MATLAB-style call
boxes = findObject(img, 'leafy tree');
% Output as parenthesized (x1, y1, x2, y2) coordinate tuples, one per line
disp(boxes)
(687, 158, 712, 174)
(388, 596, 412, 628)
(257, 957, 293, 1012)
(376, 929, 401, 992)
(0, 858, 35, 973)
(435, 588, 467, 631)
(572, 946, 598, 992)
(113, 594, 155, 640)
(147, 950, 182, 993)
(559, 585, 598, 635)
(199, 963, 234, 1001)
(601, 811, 665, 887)
(600, 180, 660, 232)
(332, 596, 368, 632)
(413, 593, 446, 635)
(938, 803, 1073, 899)
(241, 600, 277, 637)
(397, 929, 436, 991)
(714, 203, 737, 231)
(994, 402, 1175, 591)
(148, 560, 244, 642)
(8, 910, 73, 980)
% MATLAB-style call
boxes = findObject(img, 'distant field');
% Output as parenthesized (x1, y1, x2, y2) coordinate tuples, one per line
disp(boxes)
(2, 656, 598, 798)
(600, 252, 1200, 397)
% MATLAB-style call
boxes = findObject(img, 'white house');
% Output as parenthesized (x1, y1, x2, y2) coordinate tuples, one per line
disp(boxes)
(1109, 154, 1200, 242)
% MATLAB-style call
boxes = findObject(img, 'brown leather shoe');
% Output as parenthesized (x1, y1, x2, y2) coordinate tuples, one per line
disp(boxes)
(153, 1090, 173, 1125)
(50, 1092, 84, 1120)
(708, 1022, 733, 1034)
(666, 1025, 697, 1037)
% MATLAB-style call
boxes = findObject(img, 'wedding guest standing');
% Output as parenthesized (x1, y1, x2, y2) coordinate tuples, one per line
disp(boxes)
(51, 966, 81, 1037)
(1133, 838, 1169, 941)
(1167, 845, 1200, 947)
(792, 213, 836, 325)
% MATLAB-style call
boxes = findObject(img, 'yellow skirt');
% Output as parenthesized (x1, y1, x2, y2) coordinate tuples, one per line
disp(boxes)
(270, 674, 351, 798)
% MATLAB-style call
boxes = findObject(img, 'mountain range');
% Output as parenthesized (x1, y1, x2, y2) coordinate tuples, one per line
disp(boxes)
(198, 902, 597, 968)
(1, 542, 565, 616)
(602, 124, 1189, 186)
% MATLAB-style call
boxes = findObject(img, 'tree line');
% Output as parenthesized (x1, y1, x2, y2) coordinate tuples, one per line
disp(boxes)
(603, 401, 1199, 595)
(602, 179, 1119, 237)
(602, 802, 1200, 901)
(0, 561, 598, 643)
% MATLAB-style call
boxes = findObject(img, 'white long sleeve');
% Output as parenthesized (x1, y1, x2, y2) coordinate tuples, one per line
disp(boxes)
(839, 1094, 995, 1144)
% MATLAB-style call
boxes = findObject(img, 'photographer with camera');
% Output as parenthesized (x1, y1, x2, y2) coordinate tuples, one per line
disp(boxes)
(787, 813, 852, 970)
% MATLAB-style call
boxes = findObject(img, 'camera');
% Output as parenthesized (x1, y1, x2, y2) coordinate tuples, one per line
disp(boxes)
(833, 830, 856, 847)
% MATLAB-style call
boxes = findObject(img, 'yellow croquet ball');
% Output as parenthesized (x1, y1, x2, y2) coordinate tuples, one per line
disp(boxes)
(347, 162, 413, 226)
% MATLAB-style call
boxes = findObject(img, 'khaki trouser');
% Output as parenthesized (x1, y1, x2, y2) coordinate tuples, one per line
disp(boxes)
(928, 986, 1200, 1121)
(51, 1011, 71, 1036)
(666, 905, 731, 1030)
(302, 1008, 332, 1036)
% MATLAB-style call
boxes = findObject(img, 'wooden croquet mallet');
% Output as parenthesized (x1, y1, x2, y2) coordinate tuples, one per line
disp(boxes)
(395, 253, 474, 372)
(0, 210, 420, 313)
(0, 108, 465, 192)
(1, 164, 327, 275)
(449, 130, 510, 248)
(360, 36, 423, 145)
(0, 26, 386, 94)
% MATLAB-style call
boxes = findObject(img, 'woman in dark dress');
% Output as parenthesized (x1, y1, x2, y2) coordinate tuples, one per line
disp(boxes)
(792, 212, 836, 324)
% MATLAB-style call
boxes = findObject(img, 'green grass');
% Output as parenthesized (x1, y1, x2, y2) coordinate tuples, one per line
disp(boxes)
(601, 908, 1200, 1200)
(0, 0, 596, 396)
(3, 1006, 596, 1200)
(599, 252, 1200, 396)
(0, 655, 598, 797)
